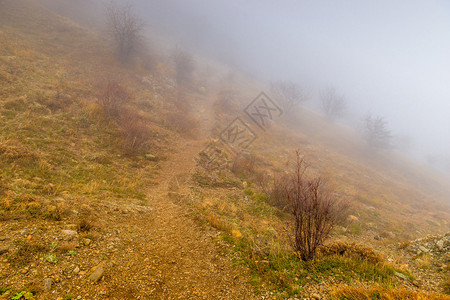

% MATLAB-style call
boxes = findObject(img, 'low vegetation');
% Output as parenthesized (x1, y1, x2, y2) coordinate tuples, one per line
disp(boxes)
(286, 151, 348, 261)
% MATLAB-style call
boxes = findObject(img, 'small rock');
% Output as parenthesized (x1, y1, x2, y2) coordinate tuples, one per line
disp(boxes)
(73, 266, 80, 274)
(436, 239, 444, 251)
(395, 272, 408, 281)
(0, 247, 9, 255)
(88, 266, 104, 282)
(62, 230, 77, 236)
(145, 154, 157, 161)
(82, 238, 92, 246)
(418, 246, 429, 253)
(311, 293, 321, 299)
(42, 278, 53, 291)
(347, 215, 359, 222)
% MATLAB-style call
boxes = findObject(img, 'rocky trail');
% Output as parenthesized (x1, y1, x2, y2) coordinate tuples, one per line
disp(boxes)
(0, 96, 263, 299)
(103, 139, 258, 299)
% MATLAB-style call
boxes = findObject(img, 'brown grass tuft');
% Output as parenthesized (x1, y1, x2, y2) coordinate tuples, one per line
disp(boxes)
(97, 81, 131, 119)
(118, 109, 152, 155)
(319, 241, 383, 264)
(76, 217, 93, 233)
(331, 285, 449, 300)
(0, 140, 39, 163)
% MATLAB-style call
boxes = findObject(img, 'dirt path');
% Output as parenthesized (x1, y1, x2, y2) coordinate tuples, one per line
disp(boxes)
(0, 97, 261, 299)
(103, 95, 260, 299)
(101, 139, 257, 299)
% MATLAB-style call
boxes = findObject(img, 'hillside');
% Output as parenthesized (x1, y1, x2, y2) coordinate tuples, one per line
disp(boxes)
(0, 1, 449, 299)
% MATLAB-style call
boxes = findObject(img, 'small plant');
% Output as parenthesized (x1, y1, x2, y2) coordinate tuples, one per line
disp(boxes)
(67, 250, 76, 256)
(77, 217, 93, 233)
(49, 242, 58, 251)
(12, 291, 35, 300)
(443, 277, 450, 295)
(43, 253, 58, 264)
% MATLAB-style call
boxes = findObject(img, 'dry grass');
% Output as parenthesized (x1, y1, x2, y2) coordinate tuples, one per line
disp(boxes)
(97, 81, 131, 119)
(118, 109, 152, 155)
(0, 0, 165, 222)
(331, 286, 449, 300)
(319, 242, 383, 264)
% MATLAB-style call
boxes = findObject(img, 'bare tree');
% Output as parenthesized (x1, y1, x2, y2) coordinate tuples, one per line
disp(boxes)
(270, 81, 308, 113)
(287, 151, 348, 261)
(106, 2, 144, 64)
(363, 114, 391, 149)
(320, 86, 347, 120)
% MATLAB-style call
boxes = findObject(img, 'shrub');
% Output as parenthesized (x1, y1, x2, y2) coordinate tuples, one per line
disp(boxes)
(118, 109, 151, 155)
(270, 81, 308, 112)
(320, 86, 347, 120)
(105, 2, 144, 64)
(287, 151, 348, 261)
(363, 114, 392, 149)
(97, 82, 130, 119)
(265, 173, 290, 211)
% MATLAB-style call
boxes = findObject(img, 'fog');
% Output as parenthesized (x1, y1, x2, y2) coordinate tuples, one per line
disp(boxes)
(40, 0, 450, 167)
(123, 0, 450, 163)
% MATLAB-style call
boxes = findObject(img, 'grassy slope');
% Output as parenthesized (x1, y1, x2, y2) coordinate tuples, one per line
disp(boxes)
(0, 0, 175, 220)
(1, 0, 449, 298)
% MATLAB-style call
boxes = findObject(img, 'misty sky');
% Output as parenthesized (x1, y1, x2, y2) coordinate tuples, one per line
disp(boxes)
(133, 0, 450, 159)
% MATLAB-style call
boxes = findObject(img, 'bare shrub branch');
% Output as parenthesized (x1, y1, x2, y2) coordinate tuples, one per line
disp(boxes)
(287, 151, 348, 261)
(118, 110, 151, 155)
(97, 81, 130, 118)
(270, 81, 308, 113)
(320, 86, 347, 120)
(363, 114, 392, 149)
(106, 2, 144, 64)
(97, 82, 151, 155)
